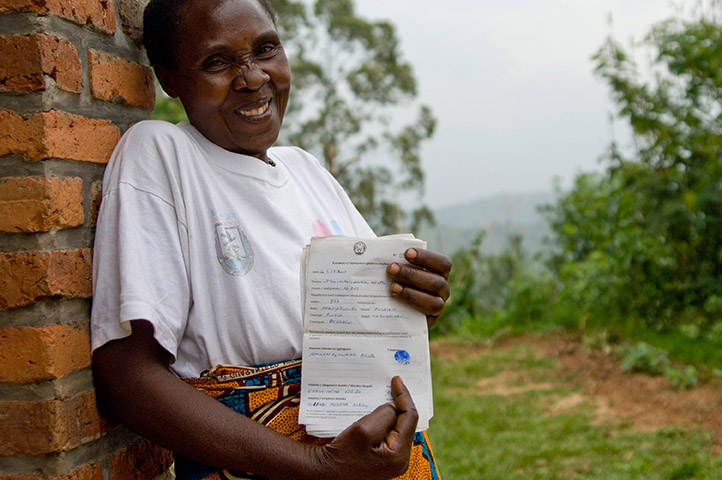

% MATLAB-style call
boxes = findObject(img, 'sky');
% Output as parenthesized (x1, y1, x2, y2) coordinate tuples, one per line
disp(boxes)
(352, 0, 699, 208)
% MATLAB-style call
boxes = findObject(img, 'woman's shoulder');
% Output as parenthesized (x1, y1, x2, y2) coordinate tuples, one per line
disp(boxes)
(111, 121, 199, 169)
(268, 145, 317, 163)
(104, 121, 197, 192)
(121, 119, 192, 145)
(268, 146, 328, 176)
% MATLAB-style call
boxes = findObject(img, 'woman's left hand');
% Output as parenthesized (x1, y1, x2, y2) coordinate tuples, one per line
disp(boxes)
(386, 248, 451, 328)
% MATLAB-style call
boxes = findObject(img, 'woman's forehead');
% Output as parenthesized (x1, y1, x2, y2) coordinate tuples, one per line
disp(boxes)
(178, 0, 273, 29)
(173, 0, 277, 54)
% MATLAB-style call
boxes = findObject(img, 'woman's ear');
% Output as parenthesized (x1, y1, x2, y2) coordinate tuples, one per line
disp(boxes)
(155, 66, 179, 98)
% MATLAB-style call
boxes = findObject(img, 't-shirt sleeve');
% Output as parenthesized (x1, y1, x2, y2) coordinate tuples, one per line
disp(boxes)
(332, 179, 376, 238)
(90, 125, 191, 361)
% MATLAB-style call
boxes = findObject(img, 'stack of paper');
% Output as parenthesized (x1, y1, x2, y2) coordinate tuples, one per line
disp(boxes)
(298, 235, 434, 438)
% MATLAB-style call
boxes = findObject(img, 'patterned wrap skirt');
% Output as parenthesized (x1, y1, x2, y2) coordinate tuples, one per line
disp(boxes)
(175, 359, 441, 480)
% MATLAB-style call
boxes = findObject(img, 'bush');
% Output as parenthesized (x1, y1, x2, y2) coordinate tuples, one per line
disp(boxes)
(436, 227, 562, 339)
(616, 342, 698, 390)
(542, 5, 722, 335)
(617, 342, 671, 376)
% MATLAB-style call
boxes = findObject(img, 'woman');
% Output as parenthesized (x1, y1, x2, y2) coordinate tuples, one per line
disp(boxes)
(91, 0, 451, 478)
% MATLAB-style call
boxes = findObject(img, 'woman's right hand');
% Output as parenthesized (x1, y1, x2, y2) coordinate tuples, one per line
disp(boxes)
(94, 320, 418, 480)
(307, 376, 419, 480)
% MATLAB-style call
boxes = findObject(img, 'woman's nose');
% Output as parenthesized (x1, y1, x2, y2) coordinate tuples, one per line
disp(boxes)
(232, 63, 270, 90)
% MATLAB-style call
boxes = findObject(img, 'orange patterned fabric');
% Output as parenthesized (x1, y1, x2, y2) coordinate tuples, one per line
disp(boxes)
(176, 360, 441, 480)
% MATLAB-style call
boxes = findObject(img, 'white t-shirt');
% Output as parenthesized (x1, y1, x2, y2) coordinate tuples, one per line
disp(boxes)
(90, 120, 374, 378)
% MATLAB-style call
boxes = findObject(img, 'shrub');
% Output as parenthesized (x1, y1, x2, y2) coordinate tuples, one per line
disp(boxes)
(616, 342, 698, 390)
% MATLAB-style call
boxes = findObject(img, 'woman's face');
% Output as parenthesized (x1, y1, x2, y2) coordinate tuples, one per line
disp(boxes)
(159, 0, 291, 160)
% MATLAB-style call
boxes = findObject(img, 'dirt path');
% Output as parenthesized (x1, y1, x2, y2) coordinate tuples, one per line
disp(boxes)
(431, 334, 722, 455)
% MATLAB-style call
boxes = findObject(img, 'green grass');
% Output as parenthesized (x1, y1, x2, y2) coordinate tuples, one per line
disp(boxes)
(427, 340, 722, 479)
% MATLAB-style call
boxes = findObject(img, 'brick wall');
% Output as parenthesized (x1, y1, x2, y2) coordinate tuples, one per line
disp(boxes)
(0, 0, 173, 478)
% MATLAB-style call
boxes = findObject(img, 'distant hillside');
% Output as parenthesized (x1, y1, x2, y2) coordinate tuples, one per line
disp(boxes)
(419, 191, 558, 257)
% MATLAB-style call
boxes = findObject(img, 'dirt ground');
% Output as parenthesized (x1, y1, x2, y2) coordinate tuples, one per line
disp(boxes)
(431, 334, 722, 455)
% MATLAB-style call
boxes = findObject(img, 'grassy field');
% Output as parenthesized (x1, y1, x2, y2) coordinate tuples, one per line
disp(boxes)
(427, 336, 722, 480)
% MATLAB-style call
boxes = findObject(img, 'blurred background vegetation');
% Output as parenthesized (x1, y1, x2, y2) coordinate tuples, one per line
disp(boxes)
(436, 1, 722, 373)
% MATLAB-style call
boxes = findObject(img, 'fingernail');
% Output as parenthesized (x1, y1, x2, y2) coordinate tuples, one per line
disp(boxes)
(406, 248, 417, 259)
(391, 283, 403, 295)
(388, 263, 400, 275)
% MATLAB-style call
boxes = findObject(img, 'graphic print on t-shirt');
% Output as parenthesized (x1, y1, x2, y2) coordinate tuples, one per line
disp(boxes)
(212, 210, 253, 276)
(312, 219, 345, 237)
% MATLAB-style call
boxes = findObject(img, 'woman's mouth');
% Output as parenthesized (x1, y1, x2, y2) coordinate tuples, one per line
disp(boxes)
(237, 100, 270, 117)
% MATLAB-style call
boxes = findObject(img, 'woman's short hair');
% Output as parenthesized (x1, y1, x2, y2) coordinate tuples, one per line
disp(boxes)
(143, 0, 277, 69)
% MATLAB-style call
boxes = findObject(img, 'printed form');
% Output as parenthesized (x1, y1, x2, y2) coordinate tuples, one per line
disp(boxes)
(299, 235, 433, 437)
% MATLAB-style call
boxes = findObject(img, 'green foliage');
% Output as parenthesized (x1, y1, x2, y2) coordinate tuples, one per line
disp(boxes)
(436, 231, 560, 337)
(678, 323, 701, 339)
(616, 341, 698, 390)
(665, 365, 699, 390)
(543, 3, 722, 334)
(435, 232, 488, 335)
(629, 327, 722, 370)
(152, 81, 187, 124)
(706, 321, 722, 343)
(617, 342, 672, 375)
(500, 263, 558, 327)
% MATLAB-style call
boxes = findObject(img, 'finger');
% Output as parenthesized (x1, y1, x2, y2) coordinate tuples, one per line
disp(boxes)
(347, 401, 399, 446)
(390, 284, 446, 317)
(426, 314, 439, 329)
(384, 377, 418, 449)
(387, 263, 450, 300)
(404, 249, 451, 280)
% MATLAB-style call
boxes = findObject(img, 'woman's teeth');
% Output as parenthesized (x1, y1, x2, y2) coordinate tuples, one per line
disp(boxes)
(238, 101, 269, 117)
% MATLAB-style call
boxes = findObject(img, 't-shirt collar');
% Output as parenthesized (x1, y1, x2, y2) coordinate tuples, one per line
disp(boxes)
(179, 122, 289, 186)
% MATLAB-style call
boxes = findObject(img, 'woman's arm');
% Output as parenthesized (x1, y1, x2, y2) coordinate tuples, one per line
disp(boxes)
(93, 320, 417, 480)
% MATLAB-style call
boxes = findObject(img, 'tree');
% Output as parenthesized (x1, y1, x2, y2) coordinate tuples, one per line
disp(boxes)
(154, 0, 436, 235)
(545, 2, 722, 331)
(275, 0, 435, 234)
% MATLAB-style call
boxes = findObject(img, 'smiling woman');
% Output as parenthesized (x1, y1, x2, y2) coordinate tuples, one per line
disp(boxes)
(150, 0, 291, 161)
(89, 0, 450, 479)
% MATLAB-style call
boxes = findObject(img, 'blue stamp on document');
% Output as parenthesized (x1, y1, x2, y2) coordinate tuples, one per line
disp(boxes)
(394, 349, 411, 365)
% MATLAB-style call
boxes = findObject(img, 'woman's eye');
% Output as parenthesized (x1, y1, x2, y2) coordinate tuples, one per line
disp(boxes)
(202, 58, 230, 71)
(256, 44, 278, 58)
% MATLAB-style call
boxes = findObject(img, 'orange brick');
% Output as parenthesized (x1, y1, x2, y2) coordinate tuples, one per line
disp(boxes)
(0, 176, 84, 233)
(117, 0, 144, 45)
(0, 109, 120, 163)
(0, 34, 82, 93)
(0, 390, 103, 455)
(0, 248, 92, 309)
(108, 438, 174, 480)
(88, 49, 155, 109)
(47, 248, 93, 297)
(0, 0, 116, 34)
(0, 462, 103, 480)
(0, 324, 91, 383)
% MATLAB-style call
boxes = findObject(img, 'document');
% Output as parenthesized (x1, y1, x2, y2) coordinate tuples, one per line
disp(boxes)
(299, 235, 433, 437)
